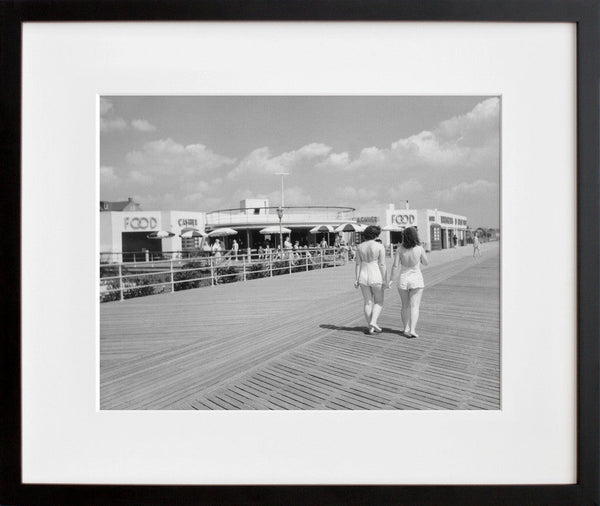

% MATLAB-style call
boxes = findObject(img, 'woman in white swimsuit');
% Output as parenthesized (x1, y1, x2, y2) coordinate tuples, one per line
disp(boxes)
(354, 225, 387, 334)
(388, 227, 428, 338)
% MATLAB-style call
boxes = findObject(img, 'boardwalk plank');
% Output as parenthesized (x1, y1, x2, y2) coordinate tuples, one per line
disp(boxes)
(100, 244, 499, 410)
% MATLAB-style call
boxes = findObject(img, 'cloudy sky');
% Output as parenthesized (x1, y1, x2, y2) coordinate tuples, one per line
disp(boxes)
(100, 96, 500, 227)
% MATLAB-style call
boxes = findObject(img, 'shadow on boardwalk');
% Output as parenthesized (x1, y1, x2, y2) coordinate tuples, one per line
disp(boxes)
(320, 324, 407, 338)
(100, 243, 500, 410)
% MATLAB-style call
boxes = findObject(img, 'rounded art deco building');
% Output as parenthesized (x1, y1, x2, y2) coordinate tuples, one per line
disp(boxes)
(205, 199, 356, 250)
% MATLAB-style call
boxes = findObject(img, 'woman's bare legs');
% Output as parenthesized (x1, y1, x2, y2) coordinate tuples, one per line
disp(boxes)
(369, 285, 384, 331)
(398, 288, 411, 333)
(408, 288, 424, 336)
(359, 285, 374, 327)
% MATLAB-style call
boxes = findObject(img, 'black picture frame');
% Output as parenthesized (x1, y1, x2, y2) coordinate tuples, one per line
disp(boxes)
(1, 1, 598, 504)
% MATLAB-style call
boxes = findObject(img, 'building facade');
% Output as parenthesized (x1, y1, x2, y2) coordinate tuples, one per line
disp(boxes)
(353, 203, 468, 251)
(100, 198, 468, 262)
(205, 199, 356, 249)
(100, 209, 206, 262)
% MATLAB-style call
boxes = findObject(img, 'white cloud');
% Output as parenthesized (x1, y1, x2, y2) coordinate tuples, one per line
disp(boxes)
(335, 186, 378, 205)
(390, 130, 466, 167)
(388, 180, 424, 202)
(437, 97, 500, 146)
(227, 143, 332, 180)
(315, 152, 351, 171)
(100, 100, 158, 133)
(313, 97, 500, 174)
(181, 179, 226, 207)
(100, 98, 499, 220)
(102, 139, 235, 211)
(126, 138, 236, 174)
(434, 179, 498, 203)
(131, 119, 157, 132)
(99, 98, 129, 132)
(276, 186, 314, 206)
(100, 166, 119, 184)
(128, 170, 154, 185)
(294, 143, 332, 158)
(100, 98, 113, 116)
(227, 147, 269, 178)
(100, 117, 127, 132)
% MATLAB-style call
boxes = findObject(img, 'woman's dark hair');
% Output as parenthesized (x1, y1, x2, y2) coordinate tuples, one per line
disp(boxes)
(363, 225, 381, 241)
(402, 227, 420, 249)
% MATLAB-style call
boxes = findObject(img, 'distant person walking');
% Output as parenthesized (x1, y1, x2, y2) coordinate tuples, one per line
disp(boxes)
(211, 238, 223, 258)
(232, 239, 239, 261)
(283, 236, 293, 262)
(388, 226, 428, 338)
(354, 225, 387, 335)
(201, 237, 212, 257)
(473, 233, 481, 257)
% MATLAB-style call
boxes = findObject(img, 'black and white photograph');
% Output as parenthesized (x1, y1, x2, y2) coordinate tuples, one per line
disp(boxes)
(99, 95, 500, 410)
(11, 7, 596, 498)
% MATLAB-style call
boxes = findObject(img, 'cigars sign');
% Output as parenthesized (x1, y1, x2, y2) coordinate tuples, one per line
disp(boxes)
(391, 212, 416, 226)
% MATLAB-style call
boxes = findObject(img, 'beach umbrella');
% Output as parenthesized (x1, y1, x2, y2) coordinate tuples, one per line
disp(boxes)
(207, 228, 238, 237)
(260, 226, 291, 250)
(334, 223, 365, 233)
(147, 230, 175, 239)
(180, 227, 207, 238)
(309, 225, 335, 234)
(260, 226, 292, 235)
(310, 224, 335, 245)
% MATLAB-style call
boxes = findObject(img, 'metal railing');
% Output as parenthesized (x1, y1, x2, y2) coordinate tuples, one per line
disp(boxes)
(99, 247, 352, 303)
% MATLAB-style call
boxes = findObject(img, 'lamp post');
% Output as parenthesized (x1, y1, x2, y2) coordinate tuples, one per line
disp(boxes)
(275, 172, 289, 207)
(276, 206, 284, 255)
(274, 173, 288, 256)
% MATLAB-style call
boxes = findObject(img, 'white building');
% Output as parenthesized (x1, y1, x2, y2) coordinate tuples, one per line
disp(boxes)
(205, 199, 356, 249)
(354, 203, 468, 251)
(100, 199, 468, 262)
(100, 210, 206, 262)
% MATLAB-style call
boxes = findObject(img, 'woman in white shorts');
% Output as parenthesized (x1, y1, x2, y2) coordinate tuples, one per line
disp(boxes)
(388, 227, 428, 338)
(354, 225, 387, 334)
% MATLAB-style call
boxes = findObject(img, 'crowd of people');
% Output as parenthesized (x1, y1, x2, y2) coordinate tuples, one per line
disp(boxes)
(197, 235, 356, 264)
(255, 236, 355, 264)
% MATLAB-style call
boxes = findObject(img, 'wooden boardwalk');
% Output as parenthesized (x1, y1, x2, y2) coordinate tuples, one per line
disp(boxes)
(100, 243, 500, 410)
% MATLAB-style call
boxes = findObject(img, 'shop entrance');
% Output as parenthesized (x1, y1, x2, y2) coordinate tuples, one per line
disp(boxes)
(441, 228, 447, 249)
(429, 224, 442, 251)
(390, 231, 403, 245)
(122, 232, 160, 262)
